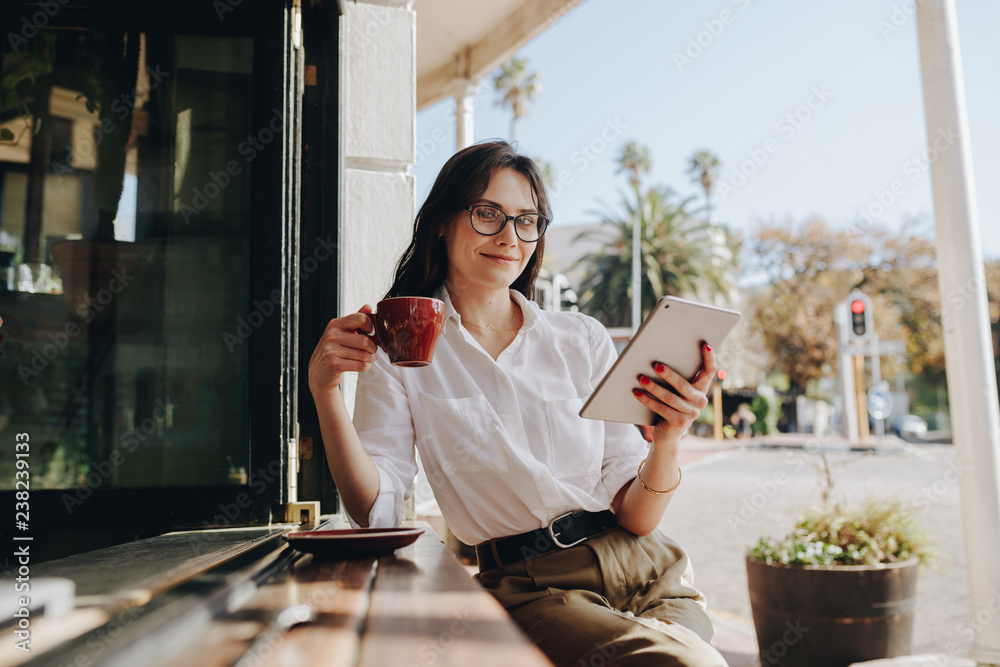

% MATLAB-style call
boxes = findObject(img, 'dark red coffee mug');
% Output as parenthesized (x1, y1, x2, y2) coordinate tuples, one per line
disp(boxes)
(361, 297, 446, 367)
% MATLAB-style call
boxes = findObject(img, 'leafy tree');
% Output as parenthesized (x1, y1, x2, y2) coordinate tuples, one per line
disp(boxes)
(746, 217, 1000, 399)
(491, 57, 540, 141)
(573, 185, 737, 326)
(687, 150, 721, 219)
(616, 141, 651, 189)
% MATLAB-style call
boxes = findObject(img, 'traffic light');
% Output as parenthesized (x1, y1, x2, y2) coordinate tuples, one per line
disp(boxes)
(847, 291, 873, 343)
(851, 299, 867, 336)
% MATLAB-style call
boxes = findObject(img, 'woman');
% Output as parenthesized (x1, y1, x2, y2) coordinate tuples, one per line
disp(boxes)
(308, 141, 727, 667)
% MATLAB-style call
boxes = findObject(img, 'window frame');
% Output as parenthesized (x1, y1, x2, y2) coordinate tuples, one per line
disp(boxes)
(0, 0, 305, 548)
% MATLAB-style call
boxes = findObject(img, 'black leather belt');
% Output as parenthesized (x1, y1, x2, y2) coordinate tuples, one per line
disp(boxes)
(475, 509, 618, 572)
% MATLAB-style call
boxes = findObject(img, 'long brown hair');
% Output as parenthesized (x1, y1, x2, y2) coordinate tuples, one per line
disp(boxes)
(384, 140, 550, 300)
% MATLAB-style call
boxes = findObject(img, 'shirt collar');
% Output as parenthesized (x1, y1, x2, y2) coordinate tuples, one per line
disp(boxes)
(436, 284, 541, 336)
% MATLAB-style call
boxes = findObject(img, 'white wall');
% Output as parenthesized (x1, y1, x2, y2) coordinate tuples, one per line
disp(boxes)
(339, 0, 416, 413)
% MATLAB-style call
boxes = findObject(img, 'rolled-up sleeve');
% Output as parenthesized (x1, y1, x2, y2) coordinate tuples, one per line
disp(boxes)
(583, 317, 648, 501)
(348, 350, 418, 529)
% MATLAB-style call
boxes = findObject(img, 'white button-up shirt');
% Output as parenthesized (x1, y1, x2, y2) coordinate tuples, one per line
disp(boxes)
(350, 286, 649, 545)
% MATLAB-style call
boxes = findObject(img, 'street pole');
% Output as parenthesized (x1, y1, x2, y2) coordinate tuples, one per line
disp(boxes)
(916, 1, 1000, 663)
(836, 302, 859, 442)
(713, 382, 723, 441)
(631, 185, 641, 336)
(854, 354, 868, 444)
(871, 334, 886, 438)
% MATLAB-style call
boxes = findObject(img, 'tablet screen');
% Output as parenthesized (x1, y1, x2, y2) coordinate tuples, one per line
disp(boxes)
(579, 296, 741, 425)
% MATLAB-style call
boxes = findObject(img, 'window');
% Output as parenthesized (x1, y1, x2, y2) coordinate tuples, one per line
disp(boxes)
(0, 0, 305, 561)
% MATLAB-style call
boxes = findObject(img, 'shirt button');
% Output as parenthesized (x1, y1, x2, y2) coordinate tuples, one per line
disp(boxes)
(515, 434, 523, 443)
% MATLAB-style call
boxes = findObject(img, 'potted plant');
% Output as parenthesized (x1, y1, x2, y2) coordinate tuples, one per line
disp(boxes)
(745, 456, 936, 667)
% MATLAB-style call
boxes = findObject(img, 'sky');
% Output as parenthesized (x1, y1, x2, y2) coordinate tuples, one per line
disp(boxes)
(413, 0, 1000, 272)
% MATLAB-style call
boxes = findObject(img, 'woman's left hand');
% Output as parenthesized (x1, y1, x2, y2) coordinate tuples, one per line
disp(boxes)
(633, 343, 718, 444)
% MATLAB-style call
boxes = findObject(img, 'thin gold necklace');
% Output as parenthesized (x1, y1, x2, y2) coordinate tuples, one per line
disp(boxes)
(462, 305, 518, 332)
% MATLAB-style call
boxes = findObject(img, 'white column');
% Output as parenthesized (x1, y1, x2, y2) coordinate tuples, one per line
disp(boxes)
(340, 0, 416, 414)
(916, 2, 1000, 663)
(452, 79, 480, 150)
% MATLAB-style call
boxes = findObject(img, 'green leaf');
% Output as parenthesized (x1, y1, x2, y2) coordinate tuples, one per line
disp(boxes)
(0, 128, 14, 142)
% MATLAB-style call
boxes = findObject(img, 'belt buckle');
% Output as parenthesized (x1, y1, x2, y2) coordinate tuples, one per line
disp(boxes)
(547, 511, 587, 549)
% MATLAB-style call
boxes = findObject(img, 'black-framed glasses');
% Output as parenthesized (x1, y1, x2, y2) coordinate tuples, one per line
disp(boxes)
(464, 205, 550, 242)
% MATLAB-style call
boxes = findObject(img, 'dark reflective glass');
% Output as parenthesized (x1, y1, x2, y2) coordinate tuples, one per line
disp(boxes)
(1, 32, 254, 489)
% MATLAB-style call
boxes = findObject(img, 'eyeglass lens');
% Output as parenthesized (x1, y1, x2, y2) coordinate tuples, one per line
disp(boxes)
(469, 206, 547, 241)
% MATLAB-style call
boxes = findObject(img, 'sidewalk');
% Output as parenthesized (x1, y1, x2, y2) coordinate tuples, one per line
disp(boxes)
(677, 435, 760, 665)
(671, 433, 972, 667)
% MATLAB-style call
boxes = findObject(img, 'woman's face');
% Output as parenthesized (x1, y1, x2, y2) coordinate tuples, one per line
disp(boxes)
(442, 168, 539, 295)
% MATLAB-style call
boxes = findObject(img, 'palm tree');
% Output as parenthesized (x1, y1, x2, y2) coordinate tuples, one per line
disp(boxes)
(616, 141, 651, 189)
(615, 141, 652, 330)
(534, 156, 556, 188)
(491, 57, 540, 141)
(687, 150, 721, 220)
(572, 185, 736, 327)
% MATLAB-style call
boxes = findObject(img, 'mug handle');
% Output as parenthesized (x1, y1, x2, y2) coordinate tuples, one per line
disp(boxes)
(357, 311, 384, 351)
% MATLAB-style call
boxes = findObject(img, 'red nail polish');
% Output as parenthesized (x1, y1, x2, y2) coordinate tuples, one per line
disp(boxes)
(633, 389, 644, 398)
(654, 363, 665, 373)
(704, 343, 713, 351)
(640, 376, 650, 386)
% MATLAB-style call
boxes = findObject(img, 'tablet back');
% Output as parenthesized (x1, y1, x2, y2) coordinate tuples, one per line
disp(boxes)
(579, 296, 741, 426)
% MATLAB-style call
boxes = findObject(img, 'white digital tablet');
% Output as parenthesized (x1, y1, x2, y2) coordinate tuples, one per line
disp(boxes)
(579, 296, 741, 426)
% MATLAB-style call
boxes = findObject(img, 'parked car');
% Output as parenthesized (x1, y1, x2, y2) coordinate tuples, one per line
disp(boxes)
(891, 415, 928, 440)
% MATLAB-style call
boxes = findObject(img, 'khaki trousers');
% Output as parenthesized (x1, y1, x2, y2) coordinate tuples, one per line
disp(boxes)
(476, 527, 727, 667)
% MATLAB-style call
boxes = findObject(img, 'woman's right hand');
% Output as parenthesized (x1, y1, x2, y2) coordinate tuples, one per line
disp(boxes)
(308, 305, 379, 395)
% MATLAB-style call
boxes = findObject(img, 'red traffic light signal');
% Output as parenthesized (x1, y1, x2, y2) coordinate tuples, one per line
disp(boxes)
(851, 300, 867, 337)
(846, 292, 873, 342)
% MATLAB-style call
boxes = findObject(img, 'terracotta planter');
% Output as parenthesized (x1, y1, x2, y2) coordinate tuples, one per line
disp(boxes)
(746, 555, 918, 667)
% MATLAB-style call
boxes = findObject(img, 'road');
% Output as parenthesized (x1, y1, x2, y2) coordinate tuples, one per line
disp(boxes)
(664, 438, 972, 659)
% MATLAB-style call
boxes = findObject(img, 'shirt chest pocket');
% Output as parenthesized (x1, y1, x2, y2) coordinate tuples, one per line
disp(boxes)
(543, 397, 605, 480)
(417, 393, 510, 473)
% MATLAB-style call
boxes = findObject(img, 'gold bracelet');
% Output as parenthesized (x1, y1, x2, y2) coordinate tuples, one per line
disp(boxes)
(637, 459, 682, 495)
